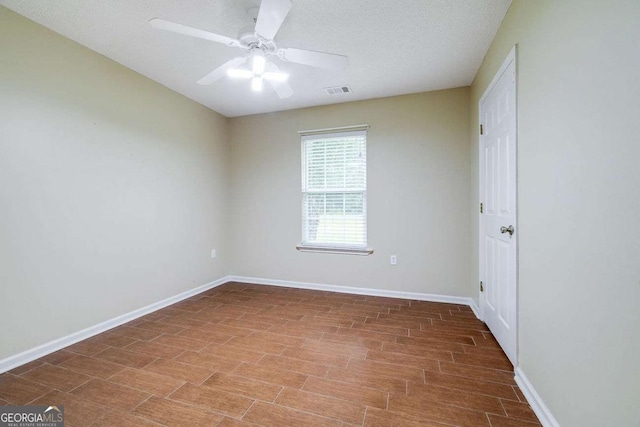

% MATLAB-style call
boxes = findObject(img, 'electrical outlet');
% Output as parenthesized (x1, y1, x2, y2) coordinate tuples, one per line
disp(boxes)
(211, 249, 217, 259)
(390, 255, 397, 265)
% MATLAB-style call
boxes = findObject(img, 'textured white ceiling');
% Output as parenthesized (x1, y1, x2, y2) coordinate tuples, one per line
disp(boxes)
(1, 0, 511, 117)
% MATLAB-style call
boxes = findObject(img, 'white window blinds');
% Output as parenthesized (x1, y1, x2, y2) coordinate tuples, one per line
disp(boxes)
(301, 129, 367, 249)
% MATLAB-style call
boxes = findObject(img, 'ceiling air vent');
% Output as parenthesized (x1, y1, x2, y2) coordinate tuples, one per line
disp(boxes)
(325, 86, 352, 95)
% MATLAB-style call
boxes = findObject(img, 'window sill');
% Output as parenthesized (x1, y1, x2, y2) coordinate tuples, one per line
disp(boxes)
(296, 245, 374, 256)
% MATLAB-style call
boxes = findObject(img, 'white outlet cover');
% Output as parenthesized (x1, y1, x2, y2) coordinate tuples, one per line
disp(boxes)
(211, 249, 217, 259)
(390, 255, 397, 265)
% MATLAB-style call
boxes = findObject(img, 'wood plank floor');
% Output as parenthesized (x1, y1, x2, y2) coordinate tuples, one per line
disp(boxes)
(1, 282, 541, 426)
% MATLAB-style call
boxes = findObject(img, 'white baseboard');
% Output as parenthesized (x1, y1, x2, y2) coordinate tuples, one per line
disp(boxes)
(515, 367, 560, 427)
(2, 275, 482, 374)
(0, 275, 230, 374)
(230, 275, 480, 315)
(468, 299, 481, 319)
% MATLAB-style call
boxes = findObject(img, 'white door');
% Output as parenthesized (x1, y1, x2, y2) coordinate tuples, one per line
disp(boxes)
(479, 47, 517, 366)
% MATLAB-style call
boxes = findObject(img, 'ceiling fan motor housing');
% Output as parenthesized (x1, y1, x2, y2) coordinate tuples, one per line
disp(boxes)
(238, 26, 277, 55)
(237, 25, 258, 46)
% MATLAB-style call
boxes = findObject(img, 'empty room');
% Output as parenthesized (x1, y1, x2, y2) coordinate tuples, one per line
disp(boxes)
(1, 1, 638, 426)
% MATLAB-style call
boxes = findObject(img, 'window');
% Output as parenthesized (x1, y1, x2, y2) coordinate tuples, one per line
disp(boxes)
(298, 126, 372, 255)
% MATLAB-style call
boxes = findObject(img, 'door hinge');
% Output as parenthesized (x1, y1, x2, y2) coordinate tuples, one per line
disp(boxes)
(480, 124, 484, 135)
(480, 281, 484, 292)
(480, 202, 483, 214)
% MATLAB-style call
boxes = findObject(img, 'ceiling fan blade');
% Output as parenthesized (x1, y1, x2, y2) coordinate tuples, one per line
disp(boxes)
(197, 57, 248, 85)
(265, 62, 293, 98)
(267, 78, 293, 99)
(227, 69, 254, 79)
(277, 47, 348, 71)
(255, 0, 292, 41)
(263, 72, 288, 82)
(149, 18, 244, 48)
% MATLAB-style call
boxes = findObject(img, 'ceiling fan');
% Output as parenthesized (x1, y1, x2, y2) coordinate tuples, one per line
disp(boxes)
(149, 0, 349, 98)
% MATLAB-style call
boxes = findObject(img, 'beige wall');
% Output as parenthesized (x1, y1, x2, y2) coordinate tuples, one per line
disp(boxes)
(229, 89, 472, 296)
(0, 7, 231, 360)
(471, 1, 640, 425)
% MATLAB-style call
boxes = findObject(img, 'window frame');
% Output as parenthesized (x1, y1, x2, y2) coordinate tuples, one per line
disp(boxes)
(296, 125, 373, 256)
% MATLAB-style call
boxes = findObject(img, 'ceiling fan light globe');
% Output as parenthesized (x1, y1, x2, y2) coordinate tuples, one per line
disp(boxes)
(251, 77, 264, 91)
(253, 55, 266, 75)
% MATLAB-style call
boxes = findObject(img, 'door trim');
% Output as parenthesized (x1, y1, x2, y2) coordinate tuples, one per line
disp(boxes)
(478, 45, 518, 364)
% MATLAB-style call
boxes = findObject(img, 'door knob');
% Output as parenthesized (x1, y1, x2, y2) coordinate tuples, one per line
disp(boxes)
(500, 225, 514, 236)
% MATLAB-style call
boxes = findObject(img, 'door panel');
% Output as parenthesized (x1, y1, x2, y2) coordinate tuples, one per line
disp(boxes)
(479, 47, 517, 366)
(485, 236, 496, 311)
(497, 238, 510, 327)
(485, 145, 496, 214)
